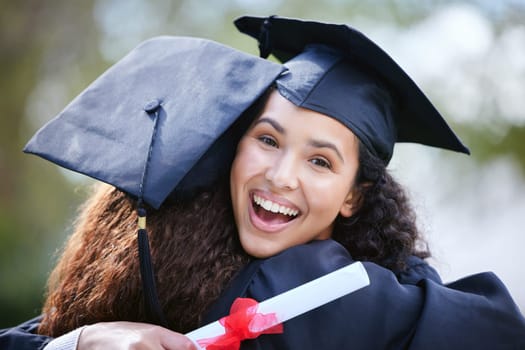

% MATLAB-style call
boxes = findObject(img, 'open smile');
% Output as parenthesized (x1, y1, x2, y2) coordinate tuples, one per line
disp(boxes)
(249, 192, 301, 233)
(253, 194, 299, 217)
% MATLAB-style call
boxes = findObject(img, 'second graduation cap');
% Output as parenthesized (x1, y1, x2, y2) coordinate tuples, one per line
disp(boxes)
(24, 36, 284, 209)
(24, 35, 285, 327)
(235, 15, 469, 163)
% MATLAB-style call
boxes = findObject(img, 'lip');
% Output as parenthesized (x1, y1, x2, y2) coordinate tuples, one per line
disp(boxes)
(248, 190, 300, 233)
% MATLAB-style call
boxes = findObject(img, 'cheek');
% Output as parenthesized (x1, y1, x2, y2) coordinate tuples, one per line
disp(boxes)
(231, 141, 262, 195)
(231, 143, 253, 182)
(232, 140, 271, 181)
(304, 176, 355, 213)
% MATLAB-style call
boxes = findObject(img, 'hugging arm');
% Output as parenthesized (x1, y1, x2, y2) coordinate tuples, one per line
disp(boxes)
(203, 239, 525, 350)
(0, 319, 197, 350)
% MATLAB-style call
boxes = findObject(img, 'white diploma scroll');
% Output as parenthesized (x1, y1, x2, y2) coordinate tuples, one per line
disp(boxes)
(186, 261, 370, 349)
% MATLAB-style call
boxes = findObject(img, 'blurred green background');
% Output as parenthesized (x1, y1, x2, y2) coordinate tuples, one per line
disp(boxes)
(1, 0, 524, 327)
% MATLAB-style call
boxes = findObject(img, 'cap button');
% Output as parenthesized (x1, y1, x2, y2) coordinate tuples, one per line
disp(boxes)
(144, 99, 161, 113)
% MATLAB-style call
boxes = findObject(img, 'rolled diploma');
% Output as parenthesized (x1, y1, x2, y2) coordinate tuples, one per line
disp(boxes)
(186, 261, 370, 348)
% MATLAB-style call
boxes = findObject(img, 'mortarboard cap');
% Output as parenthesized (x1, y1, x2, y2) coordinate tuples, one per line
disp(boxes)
(24, 35, 284, 327)
(234, 15, 470, 163)
(24, 36, 284, 209)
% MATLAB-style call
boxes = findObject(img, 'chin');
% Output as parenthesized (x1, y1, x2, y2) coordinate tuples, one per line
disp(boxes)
(240, 235, 282, 258)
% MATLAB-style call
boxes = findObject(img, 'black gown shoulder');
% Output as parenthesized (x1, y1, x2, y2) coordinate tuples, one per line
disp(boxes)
(0, 316, 50, 350)
(202, 239, 525, 349)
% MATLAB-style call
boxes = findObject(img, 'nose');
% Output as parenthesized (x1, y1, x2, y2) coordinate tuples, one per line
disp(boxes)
(265, 152, 299, 190)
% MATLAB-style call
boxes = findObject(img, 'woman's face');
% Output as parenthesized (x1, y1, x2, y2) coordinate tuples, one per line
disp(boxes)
(230, 91, 360, 258)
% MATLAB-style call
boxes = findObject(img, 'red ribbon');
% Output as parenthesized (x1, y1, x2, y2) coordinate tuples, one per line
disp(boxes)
(197, 297, 283, 350)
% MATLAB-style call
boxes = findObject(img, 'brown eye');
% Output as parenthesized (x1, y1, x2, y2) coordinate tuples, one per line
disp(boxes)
(258, 135, 278, 148)
(310, 157, 332, 169)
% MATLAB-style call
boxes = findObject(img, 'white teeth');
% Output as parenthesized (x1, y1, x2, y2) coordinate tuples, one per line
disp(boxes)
(262, 200, 272, 211)
(253, 194, 298, 217)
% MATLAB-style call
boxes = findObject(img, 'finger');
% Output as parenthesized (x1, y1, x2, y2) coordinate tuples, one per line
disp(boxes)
(160, 331, 198, 350)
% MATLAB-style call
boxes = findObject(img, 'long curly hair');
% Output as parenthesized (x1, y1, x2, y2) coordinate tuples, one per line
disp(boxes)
(38, 182, 249, 336)
(333, 144, 430, 272)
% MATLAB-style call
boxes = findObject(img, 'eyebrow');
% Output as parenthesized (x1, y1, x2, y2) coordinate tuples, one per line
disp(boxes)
(253, 117, 285, 134)
(253, 117, 345, 163)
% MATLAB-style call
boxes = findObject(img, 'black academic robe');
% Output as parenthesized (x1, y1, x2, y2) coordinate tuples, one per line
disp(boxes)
(2, 239, 525, 349)
(202, 239, 525, 349)
(0, 316, 49, 350)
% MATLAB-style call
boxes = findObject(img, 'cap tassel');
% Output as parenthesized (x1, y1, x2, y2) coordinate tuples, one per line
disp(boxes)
(137, 205, 168, 327)
(258, 15, 275, 58)
(136, 100, 168, 327)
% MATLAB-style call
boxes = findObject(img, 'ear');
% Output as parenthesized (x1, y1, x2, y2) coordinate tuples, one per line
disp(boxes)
(339, 191, 356, 218)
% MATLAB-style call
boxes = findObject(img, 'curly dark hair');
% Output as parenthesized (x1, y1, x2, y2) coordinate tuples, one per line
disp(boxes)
(333, 143, 430, 272)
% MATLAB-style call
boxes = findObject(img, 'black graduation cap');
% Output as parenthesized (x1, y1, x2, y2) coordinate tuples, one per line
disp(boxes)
(24, 36, 284, 209)
(24, 35, 284, 326)
(234, 15, 470, 163)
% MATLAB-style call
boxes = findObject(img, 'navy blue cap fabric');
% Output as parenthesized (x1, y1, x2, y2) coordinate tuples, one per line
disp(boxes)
(24, 36, 284, 208)
(275, 45, 397, 162)
(235, 15, 470, 163)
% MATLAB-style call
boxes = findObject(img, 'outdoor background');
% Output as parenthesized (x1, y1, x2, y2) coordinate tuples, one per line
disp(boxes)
(1, 0, 524, 328)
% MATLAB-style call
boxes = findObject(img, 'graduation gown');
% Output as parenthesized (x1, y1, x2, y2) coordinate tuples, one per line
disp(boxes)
(2, 240, 525, 349)
(0, 316, 50, 350)
(202, 239, 525, 349)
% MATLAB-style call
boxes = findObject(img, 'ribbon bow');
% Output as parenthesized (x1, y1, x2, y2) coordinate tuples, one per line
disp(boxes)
(197, 297, 284, 350)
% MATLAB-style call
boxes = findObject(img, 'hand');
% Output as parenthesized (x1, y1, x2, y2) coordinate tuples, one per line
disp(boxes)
(77, 321, 197, 350)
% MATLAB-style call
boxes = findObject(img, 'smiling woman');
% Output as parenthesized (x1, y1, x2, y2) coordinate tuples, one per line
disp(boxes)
(231, 90, 359, 258)
(204, 16, 525, 348)
(1, 15, 525, 350)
